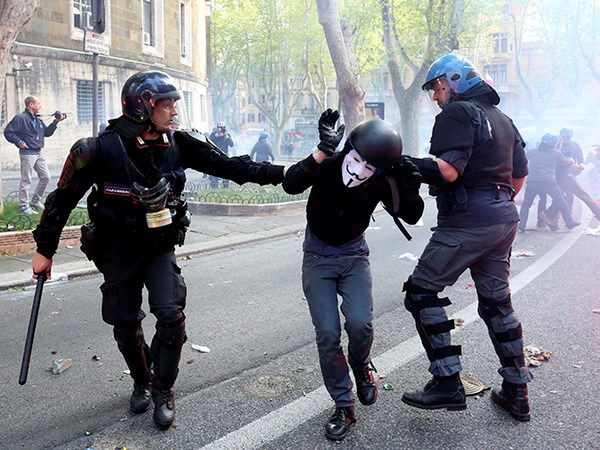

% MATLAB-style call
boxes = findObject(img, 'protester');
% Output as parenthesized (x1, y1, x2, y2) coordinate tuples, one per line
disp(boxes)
(30, 70, 285, 429)
(283, 110, 424, 441)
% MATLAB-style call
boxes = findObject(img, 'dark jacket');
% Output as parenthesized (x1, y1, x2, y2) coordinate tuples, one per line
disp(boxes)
(283, 153, 423, 247)
(525, 143, 568, 184)
(3, 110, 58, 154)
(250, 139, 275, 163)
(33, 118, 284, 258)
(429, 81, 528, 227)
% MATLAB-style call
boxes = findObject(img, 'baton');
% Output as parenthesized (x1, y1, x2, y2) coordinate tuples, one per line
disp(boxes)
(19, 273, 47, 385)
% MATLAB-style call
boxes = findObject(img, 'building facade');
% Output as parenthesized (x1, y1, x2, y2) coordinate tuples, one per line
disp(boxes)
(1, 0, 212, 170)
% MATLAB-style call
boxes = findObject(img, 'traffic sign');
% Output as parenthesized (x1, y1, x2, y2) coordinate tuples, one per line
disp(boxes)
(84, 29, 109, 55)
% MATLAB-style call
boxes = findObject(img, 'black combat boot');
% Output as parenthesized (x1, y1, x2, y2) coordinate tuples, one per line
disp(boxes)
(325, 405, 356, 441)
(401, 373, 466, 411)
(353, 363, 378, 406)
(130, 383, 152, 414)
(152, 386, 175, 429)
(491, 380, 530, 421)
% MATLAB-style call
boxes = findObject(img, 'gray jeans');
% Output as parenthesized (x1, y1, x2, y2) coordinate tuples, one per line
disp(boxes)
(302, 252, 374, 407)
(19, 153, 50, 208)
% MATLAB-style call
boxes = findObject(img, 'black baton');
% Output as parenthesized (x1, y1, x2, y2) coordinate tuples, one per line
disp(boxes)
(19, 273, 47, 385)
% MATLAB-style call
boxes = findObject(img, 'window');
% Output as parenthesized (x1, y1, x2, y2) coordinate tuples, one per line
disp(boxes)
(199, 94, 207, 122)
(143, 0, 154, 46)
(248, 112, 255, 123)
(258, 113, 265, 123)
(484, 64, 507, 85)
(74, 0, 93, 30)
(491, 33, 509, 54)
(77, 80, 105, 123)
(182, 90, 193, 124)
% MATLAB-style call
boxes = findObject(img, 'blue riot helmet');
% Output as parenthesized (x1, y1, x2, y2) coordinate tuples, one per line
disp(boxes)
(259, 131, 270, 140)
(541, 133, 560, 148)
(121, 70, 182, 124)
(422, 54, 483, 95)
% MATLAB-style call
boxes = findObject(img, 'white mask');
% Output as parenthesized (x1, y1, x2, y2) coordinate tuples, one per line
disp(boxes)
(341, 149, 377, 188)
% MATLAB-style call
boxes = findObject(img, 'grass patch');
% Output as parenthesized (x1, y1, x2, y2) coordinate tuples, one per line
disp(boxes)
(0, 201, 89, 232)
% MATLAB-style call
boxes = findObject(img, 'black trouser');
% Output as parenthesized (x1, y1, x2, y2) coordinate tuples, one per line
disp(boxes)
(99, 243, 187, 389)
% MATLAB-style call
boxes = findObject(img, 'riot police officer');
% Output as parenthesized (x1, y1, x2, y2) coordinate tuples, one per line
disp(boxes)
(403, 54, 532, 421)
(283, 110, 424, 441)
(31, 70, 285, 429)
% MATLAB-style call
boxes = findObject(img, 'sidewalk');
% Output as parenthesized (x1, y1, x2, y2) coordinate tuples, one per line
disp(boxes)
(0, 205, 308, 290)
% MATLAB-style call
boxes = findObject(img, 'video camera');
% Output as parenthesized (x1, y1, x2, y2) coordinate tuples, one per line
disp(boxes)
(54, 110, 67, 120)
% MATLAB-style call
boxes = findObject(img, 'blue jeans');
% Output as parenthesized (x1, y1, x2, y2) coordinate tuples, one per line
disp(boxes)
(302, 252, 373, 407)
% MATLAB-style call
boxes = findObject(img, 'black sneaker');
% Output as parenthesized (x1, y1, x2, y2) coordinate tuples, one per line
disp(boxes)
(324, 406, 356, 441)
(152, 389, 175, 429)
(354, 363, 378, 405)
(130, 383, 152, 414)
(491, 381, 530, 422)
(402, 375, 466, 411)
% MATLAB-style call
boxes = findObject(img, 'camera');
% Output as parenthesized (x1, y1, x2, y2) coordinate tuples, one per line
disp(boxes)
(54, 110, 66, 120)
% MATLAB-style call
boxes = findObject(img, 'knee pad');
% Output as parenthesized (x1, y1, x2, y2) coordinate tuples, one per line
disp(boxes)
(113, 322, 144, 352)
(155, 314, 187, 349)
(403, 278, 451, 313)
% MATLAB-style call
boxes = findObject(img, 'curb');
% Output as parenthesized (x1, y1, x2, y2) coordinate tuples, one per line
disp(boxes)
(0, 221, 307, 291)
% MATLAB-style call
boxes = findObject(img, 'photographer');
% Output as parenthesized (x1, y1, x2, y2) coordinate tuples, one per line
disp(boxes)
(3, 96, 66, 214)
(209, 121, 235, 188)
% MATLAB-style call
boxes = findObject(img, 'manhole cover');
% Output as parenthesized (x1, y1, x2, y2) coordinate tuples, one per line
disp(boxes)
(460, 374, 489, 396)
(245, 375, 295, 398)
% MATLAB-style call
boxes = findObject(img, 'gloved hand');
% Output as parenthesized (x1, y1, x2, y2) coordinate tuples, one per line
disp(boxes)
(394, 155, 422, 196)
(317, 108, 345, 156)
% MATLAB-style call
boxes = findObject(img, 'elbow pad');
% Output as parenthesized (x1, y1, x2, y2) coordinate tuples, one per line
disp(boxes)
(408, 156, 446, 187)
(58, 137, 97, 189)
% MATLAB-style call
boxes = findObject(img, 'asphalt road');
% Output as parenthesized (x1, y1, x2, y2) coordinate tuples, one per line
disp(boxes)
(0, 201, 599, 449)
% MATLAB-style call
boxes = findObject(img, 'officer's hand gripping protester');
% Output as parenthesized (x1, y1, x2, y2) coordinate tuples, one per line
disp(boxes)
(30, 70, 286, 429)
(402, 54, 532, 422)
(283, 109, 424, 441)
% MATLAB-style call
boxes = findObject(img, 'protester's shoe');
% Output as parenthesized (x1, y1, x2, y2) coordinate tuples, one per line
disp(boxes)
(324, 406, 356, 441)
(20, 206, 36, 215)
(401, 374, 466, 411)
(130, 383, 152, 414)
(537, 212, 549, 228)
(491, 380, 530, 422)
(566, 221, 580, 230)
(30, 201, 45, 211)
(353, 363, 378, 406)
(152, 388, 175, 428)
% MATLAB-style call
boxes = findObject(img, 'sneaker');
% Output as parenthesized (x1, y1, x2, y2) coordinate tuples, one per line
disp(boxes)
(324, 406, 356, 441)
(401, 374, 466, 411)
(130, 383, 152, 414)
(491, 381, 530, 422)
(152, 388, 175, 429)
(20, 206, 36, 215)
(30, 201, 45, 211)
(353, 363, 378, 406)
(566, 221, 580, 230)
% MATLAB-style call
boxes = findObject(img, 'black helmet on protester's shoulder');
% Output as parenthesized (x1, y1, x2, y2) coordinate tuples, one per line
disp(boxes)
(343, 119, 403, 169)
(121, 70, 182, 123)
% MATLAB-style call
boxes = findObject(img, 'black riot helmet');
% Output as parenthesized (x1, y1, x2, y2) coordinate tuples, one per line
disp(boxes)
(343, 119, 403, 169)
(121, 70, 182, 123)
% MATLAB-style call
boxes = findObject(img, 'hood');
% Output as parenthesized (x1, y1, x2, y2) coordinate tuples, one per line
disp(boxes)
(455, 81, 500, 105)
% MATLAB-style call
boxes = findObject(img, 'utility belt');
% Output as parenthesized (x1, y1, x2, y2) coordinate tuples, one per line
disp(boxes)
(432, 183, 515, 214)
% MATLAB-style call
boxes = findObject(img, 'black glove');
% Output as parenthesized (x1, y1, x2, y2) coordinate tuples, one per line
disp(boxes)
(394, 155, 422, 196)
(317, 108, 345, 156)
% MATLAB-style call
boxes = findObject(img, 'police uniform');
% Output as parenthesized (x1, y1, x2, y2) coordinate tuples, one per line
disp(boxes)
(33, 117, 284, 423)
(403, 72, 533, 419)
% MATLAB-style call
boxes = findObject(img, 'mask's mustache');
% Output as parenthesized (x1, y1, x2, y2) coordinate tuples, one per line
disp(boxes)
(345, 164, 368, 181)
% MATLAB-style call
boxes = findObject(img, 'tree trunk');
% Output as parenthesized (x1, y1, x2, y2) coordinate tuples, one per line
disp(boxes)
(0, 0, 41, 213)
(316, 0, 365, 132)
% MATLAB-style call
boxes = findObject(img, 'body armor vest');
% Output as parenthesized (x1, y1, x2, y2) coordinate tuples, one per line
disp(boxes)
(90, 130, 188, 245)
